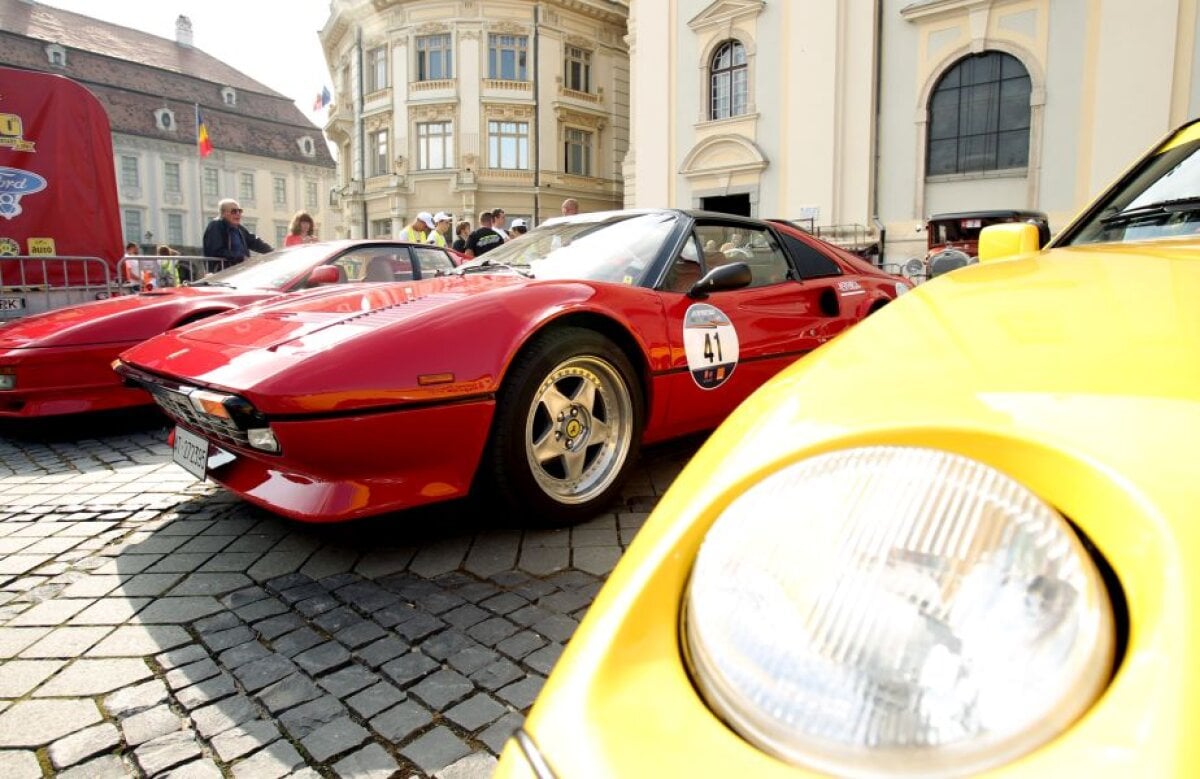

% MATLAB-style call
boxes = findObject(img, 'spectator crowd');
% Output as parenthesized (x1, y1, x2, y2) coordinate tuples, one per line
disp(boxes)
(122, 197, 584, 291)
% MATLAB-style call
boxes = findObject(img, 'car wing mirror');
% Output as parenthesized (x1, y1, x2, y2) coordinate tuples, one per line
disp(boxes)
(978, 223, 1042, 263)
(688, 261, 752, 298)
(308, 265, 341, 285)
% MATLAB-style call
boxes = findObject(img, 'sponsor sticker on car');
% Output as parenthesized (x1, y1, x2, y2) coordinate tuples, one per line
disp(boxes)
(684, 303, 740, 390)
(0, 297, 23, 311)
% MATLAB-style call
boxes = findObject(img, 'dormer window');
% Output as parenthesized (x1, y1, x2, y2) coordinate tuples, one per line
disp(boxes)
(298, 136, 316, 157)
(221, 87, 237, 106)
(154, 108, 176, 132)
(45, 44, 67, 67)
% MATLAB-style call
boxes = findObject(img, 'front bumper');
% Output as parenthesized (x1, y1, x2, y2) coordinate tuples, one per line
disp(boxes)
(0, 342, 148, 417)
(117, 362, 497, 522)
(195, 398, 496, 522)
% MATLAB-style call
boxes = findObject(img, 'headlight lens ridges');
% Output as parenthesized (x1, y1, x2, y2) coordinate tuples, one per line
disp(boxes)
(685, 446, 1114, 777)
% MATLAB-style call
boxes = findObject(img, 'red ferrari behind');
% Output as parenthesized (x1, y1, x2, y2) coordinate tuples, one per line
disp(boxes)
(116, 210, 911, 525)
(0, 240, 461, 418)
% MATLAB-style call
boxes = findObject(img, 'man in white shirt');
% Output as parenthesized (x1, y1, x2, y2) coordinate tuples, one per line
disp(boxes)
(491, 208, 510, 239)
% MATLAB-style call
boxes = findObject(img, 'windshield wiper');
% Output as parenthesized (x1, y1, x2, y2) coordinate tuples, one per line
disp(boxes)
(187, 280, 235, 288)
(1099, 196, 1200, 226)
(454, 259, 532, 277)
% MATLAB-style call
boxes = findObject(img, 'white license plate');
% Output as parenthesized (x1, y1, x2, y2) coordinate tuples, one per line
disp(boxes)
(0, 297, 25, 311)
(173, 426, 209, 480)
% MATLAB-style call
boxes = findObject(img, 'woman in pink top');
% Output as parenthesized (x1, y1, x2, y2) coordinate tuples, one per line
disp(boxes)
(284, 211, 316, 247)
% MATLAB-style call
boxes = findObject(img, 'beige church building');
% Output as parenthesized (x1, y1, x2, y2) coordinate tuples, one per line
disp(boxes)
(627, 0, 1200, 262)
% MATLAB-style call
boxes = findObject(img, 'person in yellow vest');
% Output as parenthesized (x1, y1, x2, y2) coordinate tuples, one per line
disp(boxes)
(427, 212, 452, 247)
(399, 212, 434, 243)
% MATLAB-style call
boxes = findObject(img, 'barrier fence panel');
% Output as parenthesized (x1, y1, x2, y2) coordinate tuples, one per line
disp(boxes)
(0, 256, 117, 321)
(118, 255, 235, 289)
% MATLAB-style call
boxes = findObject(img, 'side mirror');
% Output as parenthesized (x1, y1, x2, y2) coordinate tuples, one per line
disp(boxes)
(688, 261, 752, 298)
(308, 265, 341, 285)
(978, 223, 1042, 263)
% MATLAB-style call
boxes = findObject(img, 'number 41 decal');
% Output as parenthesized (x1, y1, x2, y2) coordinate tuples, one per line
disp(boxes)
(684, 303, 740, 390)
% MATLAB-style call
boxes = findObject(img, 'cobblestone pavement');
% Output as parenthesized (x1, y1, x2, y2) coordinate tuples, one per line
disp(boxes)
(0, 415, 701, 778)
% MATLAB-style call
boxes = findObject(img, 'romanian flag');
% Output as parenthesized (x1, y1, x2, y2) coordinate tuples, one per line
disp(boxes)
(196, 105, 213, 158)
(313, 86, 331, 111)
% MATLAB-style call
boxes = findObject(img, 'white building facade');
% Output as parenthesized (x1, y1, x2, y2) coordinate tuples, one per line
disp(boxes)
(627, 0, 1200, 263)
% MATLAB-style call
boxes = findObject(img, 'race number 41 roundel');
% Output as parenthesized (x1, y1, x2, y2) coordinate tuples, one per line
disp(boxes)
(683, 303, 740, 390)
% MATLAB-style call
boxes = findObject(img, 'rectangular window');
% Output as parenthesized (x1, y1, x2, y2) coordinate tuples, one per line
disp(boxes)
(120, 156, 139, 189)
(488, 120, 529, 170)
(416, 34, 453, 81)
(417, 122, 454, 170)
(305, 181, 319, 209)
(370, 130, 390, 177)
(367, 46, 388, 92)
(202, 167, 219, 198)
(371, 219, 392, 237)
(273, 176, 287, 206)
(123, 209, 142, 244)
(564, 46, 591, 93)
(166, 213, 184, 246)
(163, 161, 181, 194)
(488, 34, 528, 81)
(565, 128, 592, 176)
(275, 222, 288, 247)
(239, 172, 255, 202)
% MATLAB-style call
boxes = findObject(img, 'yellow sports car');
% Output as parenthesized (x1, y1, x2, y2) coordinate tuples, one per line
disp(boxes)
(497, 120, 1200, 778)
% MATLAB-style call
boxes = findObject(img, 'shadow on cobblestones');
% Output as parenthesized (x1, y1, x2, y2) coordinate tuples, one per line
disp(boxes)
(0, 426, 705, 777)
(0, 408, 169, 444)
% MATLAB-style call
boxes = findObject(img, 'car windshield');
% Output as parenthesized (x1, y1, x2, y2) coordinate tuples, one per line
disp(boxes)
(1068, 126, 1200, 245)
(188, 243, 335, 290)
(464, 212, 680, 284)
(932, 219, 984, 245)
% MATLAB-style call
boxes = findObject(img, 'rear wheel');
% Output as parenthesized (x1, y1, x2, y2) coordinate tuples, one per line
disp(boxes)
(488, 327, 642, 526)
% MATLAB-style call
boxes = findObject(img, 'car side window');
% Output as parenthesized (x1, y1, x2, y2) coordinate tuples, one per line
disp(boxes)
(660, 234, 704, 294)
(412, 247, 454, 279)
(780, 233, 843, 279)
(333, 250, 375, 282)
(694, 223, 791, 287)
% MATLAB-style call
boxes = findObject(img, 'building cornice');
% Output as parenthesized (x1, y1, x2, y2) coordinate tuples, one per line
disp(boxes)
(687, 0, 766, 33)
(900, 0, 993, 22)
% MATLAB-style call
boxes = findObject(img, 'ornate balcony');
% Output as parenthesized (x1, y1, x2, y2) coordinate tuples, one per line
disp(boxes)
(411, 79, 455, 92)
(482, 79, 532, 93)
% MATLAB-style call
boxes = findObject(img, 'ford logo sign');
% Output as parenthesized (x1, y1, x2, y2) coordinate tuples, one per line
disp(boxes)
(0, 166, 48, 220)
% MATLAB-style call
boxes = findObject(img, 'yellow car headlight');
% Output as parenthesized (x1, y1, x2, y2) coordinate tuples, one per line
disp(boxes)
(684, 446, 1114, 777)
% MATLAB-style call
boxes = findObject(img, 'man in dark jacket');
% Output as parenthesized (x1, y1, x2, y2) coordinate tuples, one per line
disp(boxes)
(202, 199, 272, 268)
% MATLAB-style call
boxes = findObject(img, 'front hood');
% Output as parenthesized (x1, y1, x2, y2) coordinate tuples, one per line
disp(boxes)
(809, 244, 1200, 403)
(119, 272, 553, 414)
(0, 287, 237, 348)
(177, 273, 529, 350)
(735, 243, 1200, 472)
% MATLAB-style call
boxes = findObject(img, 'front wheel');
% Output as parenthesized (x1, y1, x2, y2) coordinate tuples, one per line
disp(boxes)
(487, 327, 642, 526)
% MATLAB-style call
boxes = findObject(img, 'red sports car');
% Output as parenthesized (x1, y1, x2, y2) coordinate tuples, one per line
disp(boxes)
(116, 210, 911, 524)
(0, 240, 461, 418)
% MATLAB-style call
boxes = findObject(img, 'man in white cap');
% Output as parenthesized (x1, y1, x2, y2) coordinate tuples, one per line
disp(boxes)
(509, 218, 528, 237)
(399, 211, 435, 243)
(427, 212, 453, 247)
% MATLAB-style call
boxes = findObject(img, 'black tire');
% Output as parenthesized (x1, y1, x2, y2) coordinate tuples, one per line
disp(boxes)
(486, 327, 643, 526)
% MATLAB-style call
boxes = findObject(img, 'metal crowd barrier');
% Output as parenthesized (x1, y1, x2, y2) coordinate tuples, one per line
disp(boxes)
(0, 255, 117, 321)
(124, 255, 233, 287)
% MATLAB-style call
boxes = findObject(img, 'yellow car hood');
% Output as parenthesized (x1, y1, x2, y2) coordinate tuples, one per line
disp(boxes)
(856, 243, 1200, 403)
